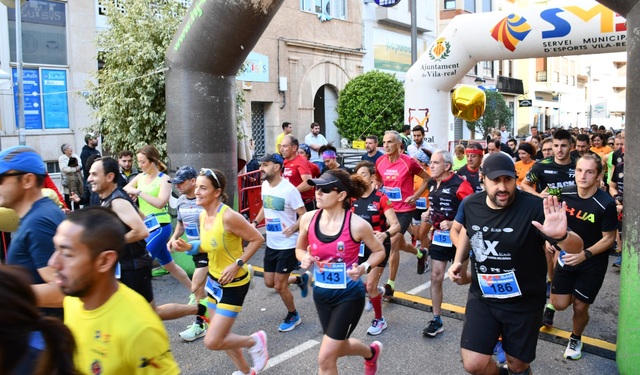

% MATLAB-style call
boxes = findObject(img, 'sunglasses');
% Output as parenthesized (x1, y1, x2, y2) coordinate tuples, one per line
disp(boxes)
(317, 186, 337, 194)
(0, 172, 27, 184)
(199, 168, 220, 188)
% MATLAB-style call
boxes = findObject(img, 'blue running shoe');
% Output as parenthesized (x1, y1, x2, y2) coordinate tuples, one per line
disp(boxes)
(278, 311, 301, 332)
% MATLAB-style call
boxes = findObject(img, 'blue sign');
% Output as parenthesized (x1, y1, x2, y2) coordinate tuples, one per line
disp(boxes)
(12, 68, 42, 130)
(237, 52, 269, 83)
(42, 69, 69, 129)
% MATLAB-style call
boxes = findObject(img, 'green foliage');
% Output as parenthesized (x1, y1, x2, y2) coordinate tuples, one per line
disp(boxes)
(335, 70, 404, 142)
(467, 90, 512, 138)
(83, 0, 186, 157)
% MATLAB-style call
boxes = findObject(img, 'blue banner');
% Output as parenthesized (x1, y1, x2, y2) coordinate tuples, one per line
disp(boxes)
(41, 69, 69, 129)
(12, 68, 43, 130)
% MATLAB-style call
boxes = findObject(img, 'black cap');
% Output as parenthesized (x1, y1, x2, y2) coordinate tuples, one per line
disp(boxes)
(482, 152, 516, 180)
(308, 172, 347, 191)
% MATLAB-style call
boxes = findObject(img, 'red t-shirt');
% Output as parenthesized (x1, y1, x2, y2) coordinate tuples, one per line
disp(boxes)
(376, 153, 424, 213)
(284, 154, 314, 202)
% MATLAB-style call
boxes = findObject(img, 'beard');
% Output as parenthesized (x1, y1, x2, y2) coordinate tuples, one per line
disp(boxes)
(487, 189, 515, 208)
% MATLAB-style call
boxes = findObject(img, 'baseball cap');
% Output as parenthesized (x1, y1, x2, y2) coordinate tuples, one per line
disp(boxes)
(259, 153, 284, 167)
(299, 143, 311, 156)
(171, 166, 198, 184)
(84, 133, 97, 144)
(482, 152, 516, 180)
(307, 172, 347, 191)
(0, 146, 46, 175)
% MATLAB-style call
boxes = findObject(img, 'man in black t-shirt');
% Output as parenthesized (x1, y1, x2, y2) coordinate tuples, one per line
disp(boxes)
(541, 154, 617, 360)
(448, 153, 583, 375)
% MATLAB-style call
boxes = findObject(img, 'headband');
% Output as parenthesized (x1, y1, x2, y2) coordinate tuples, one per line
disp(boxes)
(322, 151, 337, 159)
(465, 149, 484, 156)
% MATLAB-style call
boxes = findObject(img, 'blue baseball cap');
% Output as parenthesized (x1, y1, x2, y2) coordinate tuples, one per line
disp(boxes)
(171, 166, 198, 184)
(0, 146, 46, 175)
(259, 153, 284, 167)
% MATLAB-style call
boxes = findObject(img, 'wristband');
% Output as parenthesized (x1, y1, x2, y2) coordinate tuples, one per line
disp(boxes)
(136, 190, 142, 197)
(186, 240, 201, 256)
(361, 262, 371, 274)
(385, 231, 391, 239)
(554, 231, 569, 242)
(252, 220, 259, 226)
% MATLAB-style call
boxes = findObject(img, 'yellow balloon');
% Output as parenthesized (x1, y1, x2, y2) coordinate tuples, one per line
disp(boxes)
(451, 85, 486, 122)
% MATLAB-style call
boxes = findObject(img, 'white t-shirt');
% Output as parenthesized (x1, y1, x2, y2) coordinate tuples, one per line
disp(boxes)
(305, 133, 328, 162)
(262, 179, 304, 249)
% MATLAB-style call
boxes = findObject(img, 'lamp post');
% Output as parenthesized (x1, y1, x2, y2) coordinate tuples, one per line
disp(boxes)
(587, 65, 593, 128)
(15, 0, 25, 145)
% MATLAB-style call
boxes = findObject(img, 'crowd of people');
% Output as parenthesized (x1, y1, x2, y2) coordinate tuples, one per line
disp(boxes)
(0, 121, 623, 374)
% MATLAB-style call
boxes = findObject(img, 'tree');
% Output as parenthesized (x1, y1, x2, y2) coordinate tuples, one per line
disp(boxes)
(335, 70, 404, 142)
(83, 0, 187, 157)
(466, 90, 512, 138)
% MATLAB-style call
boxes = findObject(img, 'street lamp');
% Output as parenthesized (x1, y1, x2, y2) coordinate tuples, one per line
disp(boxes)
(474, 76, 485, 85)
(1, 0, 27, 145)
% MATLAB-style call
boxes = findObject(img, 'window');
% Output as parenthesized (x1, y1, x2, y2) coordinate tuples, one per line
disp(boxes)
(8, 0, 67, 65)
(300, 0, 347, 20)
(463, 0, 475, 12)
(482, 0, 491, 12)
(444, 0, 456, 10)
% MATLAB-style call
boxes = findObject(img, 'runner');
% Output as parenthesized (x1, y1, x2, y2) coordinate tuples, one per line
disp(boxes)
(457, 143, 484, 193)
(352, 161, 401, 335)
(296, 169, 386, 374)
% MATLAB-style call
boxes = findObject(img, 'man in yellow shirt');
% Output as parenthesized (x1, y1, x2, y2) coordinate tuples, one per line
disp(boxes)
(275, 121, 293, 154)
(49, 207, 180, 375)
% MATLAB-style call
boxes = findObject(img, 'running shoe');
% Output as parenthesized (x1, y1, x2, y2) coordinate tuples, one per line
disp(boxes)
(367, 317, 387, 336)
(248, 330, 269, 371)
(247, 264, 255, 290)
(278, 311, 301, 332)
(417, 249, 428, 275)
(365, 299, 373, 312)
(298, 271, 310, 298)
(231, 369, 256, 375)
(564, 337, 583, 360)
(179, 323, 207, 342)
(493, 340, 506, 364)
(542, 306, 555, 328)
(422, 319, 444, 337)
(364, 341, 383, 375)
(188, 293, 197, 305)
(382, 284, 394, 302)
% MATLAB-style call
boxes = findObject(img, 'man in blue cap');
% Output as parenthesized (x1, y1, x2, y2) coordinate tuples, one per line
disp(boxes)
(0, 146, 65, 316)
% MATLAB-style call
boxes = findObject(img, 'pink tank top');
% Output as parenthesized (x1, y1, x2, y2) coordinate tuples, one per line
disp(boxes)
(307, 209, 360, 268)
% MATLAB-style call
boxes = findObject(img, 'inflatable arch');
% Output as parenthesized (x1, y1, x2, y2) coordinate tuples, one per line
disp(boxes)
(404, 0, 626, 150)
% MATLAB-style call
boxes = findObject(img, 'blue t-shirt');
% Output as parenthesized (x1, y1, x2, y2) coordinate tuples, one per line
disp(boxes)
(361, 150, 383, 165)
(7, 197, 65, 284)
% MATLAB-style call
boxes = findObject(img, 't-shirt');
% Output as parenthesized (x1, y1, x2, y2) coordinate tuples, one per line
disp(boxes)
(462, 190, 548, 312)
(457, 165, 482, 193)
(176, 195, 203, 241)
(560, 185, 617, 270)
(262, 179, 304, 249)
(64, 284, 180, 375)
(283, 154, 314, 203)
(375, 154, 425, 213)
(514, 159, 535, 186)
(361, 150, 383, 165)
(275, 132, 286, 154)
(304, 133, 328, 163)
(7, 197, 64, 284)
(611, 162, 624, 196)
(525, 157, 576, 197)
(452, 156, 467, 172)
(351, 190, 392, 233)
(427, 173, 473, 228)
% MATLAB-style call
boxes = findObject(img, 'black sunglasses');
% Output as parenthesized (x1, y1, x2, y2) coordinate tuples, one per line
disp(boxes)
(0, 172, 27, 184)
(199, 168, 221, 188)
(317, 186, 337, 194)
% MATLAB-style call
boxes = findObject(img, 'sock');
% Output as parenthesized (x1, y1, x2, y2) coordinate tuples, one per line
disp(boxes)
(296, 276, 302, 284)
(197, 303, 207, 317)
(195, 315, 204, 326)
(386, 279, 395, 289)
(571, 333, 581, 341)
(416, 250, 424, 258)
(371, 293, 383, 320)
(434, 315, 442, 323)
(546, 303, 555, 311)
(289, 310, 298, 316)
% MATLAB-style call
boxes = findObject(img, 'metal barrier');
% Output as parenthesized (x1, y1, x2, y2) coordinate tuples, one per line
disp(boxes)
(237, 170, 263, 227)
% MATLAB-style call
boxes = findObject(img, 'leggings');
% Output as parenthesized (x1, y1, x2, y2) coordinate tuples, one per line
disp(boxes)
(145, 223, 173, 265)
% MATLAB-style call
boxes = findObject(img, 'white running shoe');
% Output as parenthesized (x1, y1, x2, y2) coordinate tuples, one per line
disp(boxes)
(248, 330, 269, 371)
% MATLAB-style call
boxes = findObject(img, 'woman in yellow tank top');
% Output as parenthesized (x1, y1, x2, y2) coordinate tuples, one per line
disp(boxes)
(123, 145, 192, 292)
(182, 168, 268, 374)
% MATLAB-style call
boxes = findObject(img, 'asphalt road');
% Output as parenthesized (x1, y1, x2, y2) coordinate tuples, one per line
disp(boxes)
(154, 243, 621, 375)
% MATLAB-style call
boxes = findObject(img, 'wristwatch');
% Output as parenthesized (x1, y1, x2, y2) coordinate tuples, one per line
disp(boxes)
(235, 259, 245, 267)
(583, 249, 593, 260)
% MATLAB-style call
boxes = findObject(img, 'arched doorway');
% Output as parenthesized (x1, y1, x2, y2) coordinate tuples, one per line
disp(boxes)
(313, 84, 340, 147)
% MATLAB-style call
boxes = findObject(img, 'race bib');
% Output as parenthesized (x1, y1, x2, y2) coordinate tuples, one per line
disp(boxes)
(115, 262, 121, 279)
(416, 197, 427, 209)
(359, 241, 365, 257)
(184, 222, 199, 240)
(432, 229, 452, 247)
(557, 250, 566, 267)
(477, 272, 522, 299)
(266, 218, 283, 232)
(314, 262, 347, 289)
(143, 215, 160, 232)
(383, 187, 402, 202)
(205, 277, 224, 303)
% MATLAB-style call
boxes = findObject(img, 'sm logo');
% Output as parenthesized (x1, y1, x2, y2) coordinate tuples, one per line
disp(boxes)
(541, 4, 626, 39)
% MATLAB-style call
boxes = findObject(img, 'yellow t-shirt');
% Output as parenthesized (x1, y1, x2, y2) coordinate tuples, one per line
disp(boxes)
(200, 204, 250, 287)
(275, 132, 286, 154)
(64, 284, 179, 375)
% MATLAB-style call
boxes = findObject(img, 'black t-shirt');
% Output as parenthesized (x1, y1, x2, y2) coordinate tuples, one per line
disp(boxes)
(525, 156, 576, 196)
(462, 190, 547, 312)
(611, 162, 624, 196)
(351, 190, 392, 248)
(427, 173, 472, 228)
(561, 185, 617, 269)
(457, 165, 482, 193)
(612, 148, 624, 167)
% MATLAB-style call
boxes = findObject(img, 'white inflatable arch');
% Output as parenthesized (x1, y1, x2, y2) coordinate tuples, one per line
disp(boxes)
(405, 0, 626, 149)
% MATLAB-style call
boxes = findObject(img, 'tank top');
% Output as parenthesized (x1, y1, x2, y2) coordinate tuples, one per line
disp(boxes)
(137, 172, 170, 224)
(308, 209, 360, 268)
(200, 204, 249, 287)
